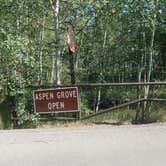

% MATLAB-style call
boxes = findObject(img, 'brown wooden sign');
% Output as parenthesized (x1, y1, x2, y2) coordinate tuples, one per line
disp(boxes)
(33, 87, 80, 114)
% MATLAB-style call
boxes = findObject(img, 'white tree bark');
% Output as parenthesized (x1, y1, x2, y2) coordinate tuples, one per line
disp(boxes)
(143, 0, 158, 114)
(38, 14, 46, 85)
(95, 30, 107, 112)
(50, 0, 61, 85)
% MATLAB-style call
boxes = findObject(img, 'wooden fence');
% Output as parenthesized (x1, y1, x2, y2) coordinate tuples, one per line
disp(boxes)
(29, 82, 166, 89)
(30, 82, 166, 122)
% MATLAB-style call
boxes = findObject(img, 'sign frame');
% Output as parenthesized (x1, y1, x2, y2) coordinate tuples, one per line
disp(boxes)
(33, 87, 80, 114)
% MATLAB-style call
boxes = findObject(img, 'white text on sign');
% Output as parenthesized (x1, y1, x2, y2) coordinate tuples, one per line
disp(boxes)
(34, 90, 77, 101)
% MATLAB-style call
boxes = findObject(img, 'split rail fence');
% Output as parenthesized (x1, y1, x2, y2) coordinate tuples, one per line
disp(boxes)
(30, 82, 166, 123)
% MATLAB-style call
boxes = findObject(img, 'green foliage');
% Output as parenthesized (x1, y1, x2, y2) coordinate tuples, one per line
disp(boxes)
(79, 89, 93, 115)
(0, 30, 39, 127)
(0, 0, 165, 127)
(15, 95, 40, 128)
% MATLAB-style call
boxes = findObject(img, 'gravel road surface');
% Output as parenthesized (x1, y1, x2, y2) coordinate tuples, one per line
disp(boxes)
(0, 123, 166, 166)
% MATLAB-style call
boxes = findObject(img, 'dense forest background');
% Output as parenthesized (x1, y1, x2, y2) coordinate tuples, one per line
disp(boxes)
(0, 0, 165, 128)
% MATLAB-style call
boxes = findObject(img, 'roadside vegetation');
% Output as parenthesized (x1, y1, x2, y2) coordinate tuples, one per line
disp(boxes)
(0, 0, 165, 128)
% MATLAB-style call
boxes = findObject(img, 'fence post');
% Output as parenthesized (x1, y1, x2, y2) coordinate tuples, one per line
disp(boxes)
(141, 99, 145, 123)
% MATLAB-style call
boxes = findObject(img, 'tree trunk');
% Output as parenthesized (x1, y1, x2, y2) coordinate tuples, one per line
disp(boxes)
(38, 14, 46, 85)
(143, 0, 158, 116)
(69, 51, 76, 84)
(135, 54, 144, 123)
(50, 0, 61, 85)
(16, 2, 21, 35)
(95, 88, 101, 112)
(95, 30, 107, 112)
(144, 22, 156, 112)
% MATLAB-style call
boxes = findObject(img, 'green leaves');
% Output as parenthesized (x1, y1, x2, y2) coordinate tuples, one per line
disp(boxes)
(0, 30, 39, 126)
(0, 0, 165, 126)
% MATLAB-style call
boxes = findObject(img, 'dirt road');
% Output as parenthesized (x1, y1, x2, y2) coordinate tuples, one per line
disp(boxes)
(0, 123, 166, 166)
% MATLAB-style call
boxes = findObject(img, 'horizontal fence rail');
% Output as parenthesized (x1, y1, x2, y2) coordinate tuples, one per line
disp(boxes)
(39, 117, 77, 121)
(147, 98, 166, 102)
(28, 82, 166, 89)
(77, 82, 166, 88)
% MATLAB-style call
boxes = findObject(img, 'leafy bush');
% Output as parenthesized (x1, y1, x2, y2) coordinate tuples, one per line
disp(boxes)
(0, 30, 40, 128)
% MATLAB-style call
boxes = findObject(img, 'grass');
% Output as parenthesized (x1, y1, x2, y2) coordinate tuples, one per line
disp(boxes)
(39, 121, 93, 128)
(144, 107, 166, 123)
(38, 106, 166, 128)
(83, 106, 166, 125)
(83, 108, 136, 125)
